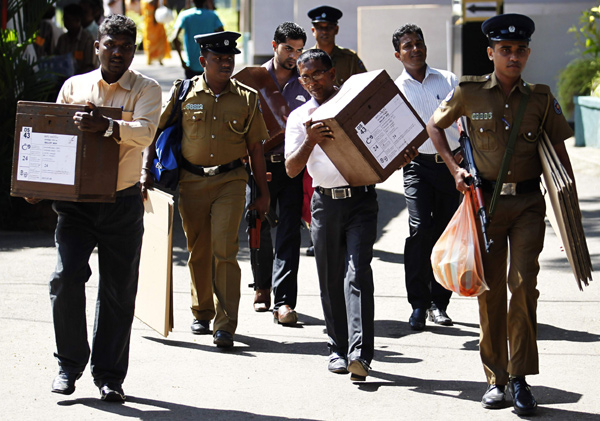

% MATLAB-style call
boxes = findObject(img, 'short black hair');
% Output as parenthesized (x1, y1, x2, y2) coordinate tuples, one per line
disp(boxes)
(98, 14, 137, 42)
(193, 0, 210, 8)
(63, 3, 83, 20)
(296, 49, 332, 71)
(273, 22, 307, 45)
(392, 23, 425, 52)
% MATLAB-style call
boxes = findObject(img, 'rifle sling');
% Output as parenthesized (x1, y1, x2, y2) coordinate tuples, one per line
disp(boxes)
(488, 84, 531, 219)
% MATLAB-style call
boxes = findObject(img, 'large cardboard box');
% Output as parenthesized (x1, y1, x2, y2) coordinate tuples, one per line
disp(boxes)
(11, 101, 121, 202)
(310, 69, 428, 186)
(233, 66, 290, 152)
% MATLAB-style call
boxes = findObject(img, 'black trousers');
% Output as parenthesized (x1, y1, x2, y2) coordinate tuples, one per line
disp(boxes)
(253, 161, 303, 310)
(50, 191, 144, 386)
(311, 186, 377, 363)
(403, 158, 460, 311)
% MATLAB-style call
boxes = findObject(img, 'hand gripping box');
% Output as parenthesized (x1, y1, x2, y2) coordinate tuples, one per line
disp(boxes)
(11, 101, 122, 202)
(310, 69, 428, 186)
(233, 66, 290, 152)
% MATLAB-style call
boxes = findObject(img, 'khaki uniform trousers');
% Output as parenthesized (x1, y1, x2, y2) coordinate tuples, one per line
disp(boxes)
(478, 190, 545, 385)
(178, 166, 248, 334)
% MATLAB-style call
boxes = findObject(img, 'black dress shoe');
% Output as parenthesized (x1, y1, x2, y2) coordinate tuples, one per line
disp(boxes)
(509, 377, 537, 415)
(213, 330, 234, 348)
(190, 319, 210, 335)
(328, 354, 348, 374)
(409, 308, 427, 331)
(99, 383, 126, 403)
(51, 371, 83, 395)
(347, 357, 370, 381)
(481, 384, 506, 409)
(306, 245, 315, 256)
(428, 304, 453, 326)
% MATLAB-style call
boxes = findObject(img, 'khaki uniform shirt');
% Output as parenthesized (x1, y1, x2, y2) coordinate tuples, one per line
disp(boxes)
(310, 44, 366, 86)
(57, 68, 162, 191)
(160, 75, 269, 182)
(433, 73, 573, 182)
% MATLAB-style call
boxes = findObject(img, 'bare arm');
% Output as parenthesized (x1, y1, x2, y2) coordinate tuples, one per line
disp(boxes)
(426, 116, 469, 192)
(285, 120, 333, 178)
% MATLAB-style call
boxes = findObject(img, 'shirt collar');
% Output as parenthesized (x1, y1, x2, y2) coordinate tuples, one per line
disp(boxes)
(197, 74, 235, 96)
(91, 68, 136, 91)
(399, 64, 440, 84)
(485, 72, 530, 94)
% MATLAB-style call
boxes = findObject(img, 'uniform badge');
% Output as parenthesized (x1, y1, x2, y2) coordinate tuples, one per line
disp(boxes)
(553, 98, 563, 115)
(224, 40, 229, 46)
(509, 26, 516, 33)
(185, 103, 203, 110)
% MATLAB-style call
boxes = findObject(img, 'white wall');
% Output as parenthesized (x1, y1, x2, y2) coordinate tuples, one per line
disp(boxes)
(249, 1, 597, 95)
(358, 4, 452, 81)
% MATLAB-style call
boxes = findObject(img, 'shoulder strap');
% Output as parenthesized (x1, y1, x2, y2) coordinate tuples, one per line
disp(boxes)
(164, 79, 191, 127)
(488, 84, 530, 218)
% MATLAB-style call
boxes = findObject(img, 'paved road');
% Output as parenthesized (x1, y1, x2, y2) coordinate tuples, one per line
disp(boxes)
(0, 53, 598, 420)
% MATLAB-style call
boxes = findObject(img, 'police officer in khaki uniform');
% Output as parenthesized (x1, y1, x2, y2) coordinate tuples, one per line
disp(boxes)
(144, 31, 270, 348)
(426, 14, 575, 415)
(307, 5, 366, 87)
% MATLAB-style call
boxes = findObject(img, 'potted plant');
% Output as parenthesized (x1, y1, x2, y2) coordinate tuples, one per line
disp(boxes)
(557, 5, 600, 147)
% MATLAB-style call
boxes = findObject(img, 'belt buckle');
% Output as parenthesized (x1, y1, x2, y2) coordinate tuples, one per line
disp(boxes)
(204, 165, 220, 176)
(269, 154, 283, 163)
(435, 153, 444, 164)
(500, 182, 517, 196)
(331, 187, 351, 199)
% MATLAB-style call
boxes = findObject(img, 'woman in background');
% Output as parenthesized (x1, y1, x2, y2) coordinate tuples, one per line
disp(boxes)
(141, 0, 171, 65)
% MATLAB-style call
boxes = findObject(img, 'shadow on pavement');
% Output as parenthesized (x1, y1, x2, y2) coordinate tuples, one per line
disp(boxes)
(57, 396, 317, 420)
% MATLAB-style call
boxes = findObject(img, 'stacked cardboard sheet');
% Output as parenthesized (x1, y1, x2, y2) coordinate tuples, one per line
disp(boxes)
(539, 133, 593, 290)
(135, 189, 175, 337)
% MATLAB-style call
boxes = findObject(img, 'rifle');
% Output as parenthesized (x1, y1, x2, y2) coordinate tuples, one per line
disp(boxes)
(246, 165, 278, 288)
(458, 117, 493, 253)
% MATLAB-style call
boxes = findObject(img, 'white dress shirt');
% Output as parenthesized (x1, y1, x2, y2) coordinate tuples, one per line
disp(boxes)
(285, 97, 349, 188)
(395, 65, 461, 154)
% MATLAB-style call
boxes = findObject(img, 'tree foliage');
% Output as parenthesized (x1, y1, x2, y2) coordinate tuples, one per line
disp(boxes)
(0, 0, 58, 228)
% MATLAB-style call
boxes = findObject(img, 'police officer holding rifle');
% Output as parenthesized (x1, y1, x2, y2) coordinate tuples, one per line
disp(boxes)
(426, 13, 575, 415)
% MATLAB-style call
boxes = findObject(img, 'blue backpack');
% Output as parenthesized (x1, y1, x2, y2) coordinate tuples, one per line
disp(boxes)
(150, 79, 191, 190)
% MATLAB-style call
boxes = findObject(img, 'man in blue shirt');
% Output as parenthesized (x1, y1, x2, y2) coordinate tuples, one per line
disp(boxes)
(171, 0, 223, 79)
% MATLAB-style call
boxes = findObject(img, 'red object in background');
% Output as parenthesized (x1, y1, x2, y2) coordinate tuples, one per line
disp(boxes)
(302, 170, 314, 225)
(2, 0, 7, 30)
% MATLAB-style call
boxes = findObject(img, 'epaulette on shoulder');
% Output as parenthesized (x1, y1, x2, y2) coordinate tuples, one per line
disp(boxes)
(531, 83, 551, 94)
(339, 46, 358, 56)
(231, 78, 258, 95)
(459, 75, 489, 85)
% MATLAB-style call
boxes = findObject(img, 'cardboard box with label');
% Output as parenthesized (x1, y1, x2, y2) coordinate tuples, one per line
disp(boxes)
(233, 67, 290, 152)
(11, 101, 121, 202)
(310, 69, 428, 186)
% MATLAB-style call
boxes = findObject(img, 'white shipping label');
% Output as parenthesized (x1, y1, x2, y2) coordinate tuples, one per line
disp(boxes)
(355, 94, 422, 169)
(17, 129, 78, 185)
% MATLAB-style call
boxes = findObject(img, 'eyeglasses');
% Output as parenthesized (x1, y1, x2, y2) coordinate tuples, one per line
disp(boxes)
(299, 69, 329, 84)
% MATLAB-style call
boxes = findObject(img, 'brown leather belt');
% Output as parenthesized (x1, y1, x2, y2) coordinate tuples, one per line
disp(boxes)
(416, 148, 460, 164)
(181, 157, 243, 177)
(481, 177, 540, 196)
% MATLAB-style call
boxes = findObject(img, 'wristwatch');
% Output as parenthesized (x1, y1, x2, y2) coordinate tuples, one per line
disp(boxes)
(103, 117, 114, 137)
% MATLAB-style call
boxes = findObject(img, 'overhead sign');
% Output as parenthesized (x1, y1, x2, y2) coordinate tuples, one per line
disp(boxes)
(462, 0, 502, 22)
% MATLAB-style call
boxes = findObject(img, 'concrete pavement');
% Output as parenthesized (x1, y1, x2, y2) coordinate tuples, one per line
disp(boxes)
(0, 53, 599, 420)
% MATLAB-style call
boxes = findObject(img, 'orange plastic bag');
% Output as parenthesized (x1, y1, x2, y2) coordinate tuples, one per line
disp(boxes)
(431, 190, 489, 297)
